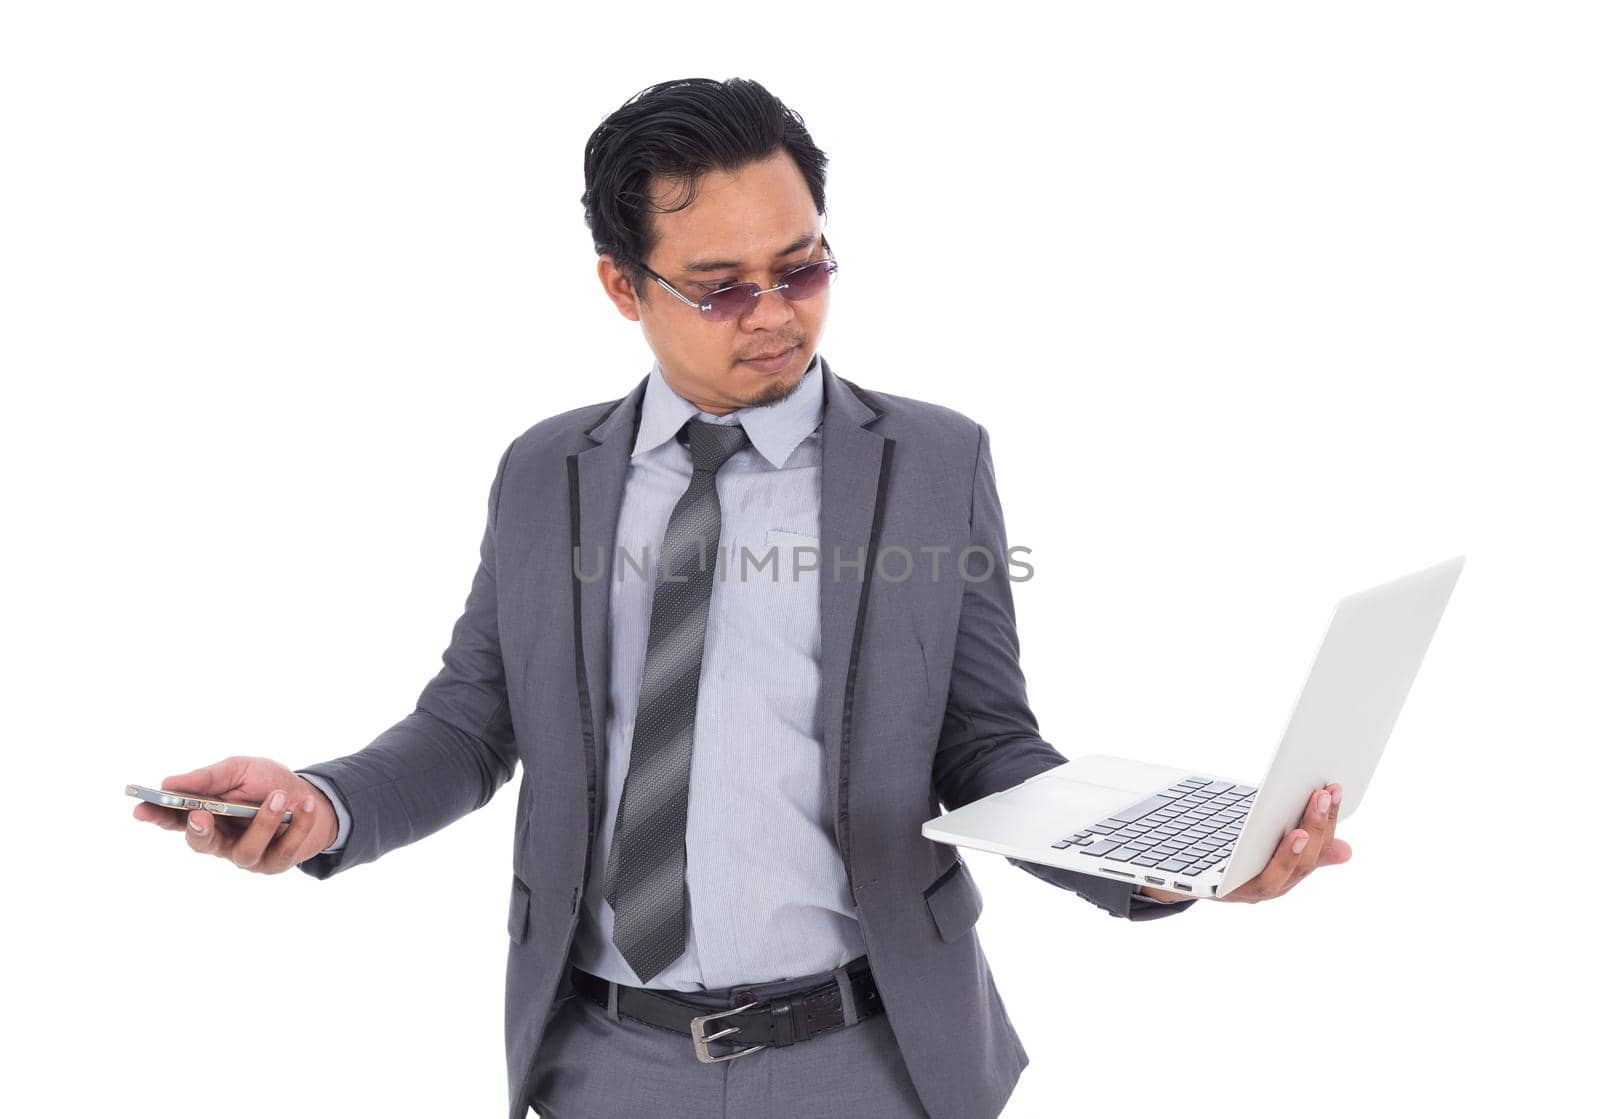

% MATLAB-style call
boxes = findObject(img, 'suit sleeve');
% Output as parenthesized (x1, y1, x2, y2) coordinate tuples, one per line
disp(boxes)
(295, 437, 521, 879)
(931, 423, 1197, 921)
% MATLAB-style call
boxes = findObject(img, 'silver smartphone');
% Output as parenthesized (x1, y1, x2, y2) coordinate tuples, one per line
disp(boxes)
(125, 783, 294, 824)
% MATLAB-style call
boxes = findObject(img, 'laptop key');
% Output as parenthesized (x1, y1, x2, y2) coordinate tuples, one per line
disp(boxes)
(1082, 839, 1122, 856)
(1104, 847, 1141, 861)
(1108, 794, 1181, 824)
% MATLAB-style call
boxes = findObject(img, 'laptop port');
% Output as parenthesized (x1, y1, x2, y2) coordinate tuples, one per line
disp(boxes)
(1144, 876, 1165, 885)
(1174, 882, 1192, 892)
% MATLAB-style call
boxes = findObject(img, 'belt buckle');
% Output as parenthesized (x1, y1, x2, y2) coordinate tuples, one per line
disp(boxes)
(689, 1001, 767, 1063)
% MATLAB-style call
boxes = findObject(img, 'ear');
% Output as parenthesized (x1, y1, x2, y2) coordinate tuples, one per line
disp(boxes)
(597, 254, 643, 322)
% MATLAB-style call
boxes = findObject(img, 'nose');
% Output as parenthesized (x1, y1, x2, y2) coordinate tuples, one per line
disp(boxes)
(739, 282, 797, 332)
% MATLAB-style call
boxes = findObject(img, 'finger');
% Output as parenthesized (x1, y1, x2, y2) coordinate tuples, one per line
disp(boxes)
(133, 802, 187, 831)
(257, 792, 319, 875)
(184, 808, 233, 857)
(163, 757, 248, 796)
(1300, 784, 1346, 871)
(1289, 786, 1336, 884)
(1244, 825, 1311, 900)
(231, 788, 292, 871)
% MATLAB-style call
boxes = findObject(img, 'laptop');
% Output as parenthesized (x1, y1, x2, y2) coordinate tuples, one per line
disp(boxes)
(921, 555, 1465, 899)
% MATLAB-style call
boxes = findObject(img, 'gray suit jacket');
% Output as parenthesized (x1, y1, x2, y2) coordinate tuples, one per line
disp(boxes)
(296, 355, 1195, 1119)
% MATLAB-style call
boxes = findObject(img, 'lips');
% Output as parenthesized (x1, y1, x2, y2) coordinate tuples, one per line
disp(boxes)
(742, 346, 796, 362)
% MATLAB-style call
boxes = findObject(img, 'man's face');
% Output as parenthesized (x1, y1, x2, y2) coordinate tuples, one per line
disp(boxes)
(598, 149, 830, 416)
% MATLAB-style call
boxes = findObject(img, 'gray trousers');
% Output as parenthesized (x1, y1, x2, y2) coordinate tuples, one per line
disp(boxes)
(527, 957, 929, 1118)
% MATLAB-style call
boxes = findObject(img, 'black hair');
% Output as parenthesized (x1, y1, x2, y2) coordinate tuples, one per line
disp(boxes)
(581, 77, 829, 303)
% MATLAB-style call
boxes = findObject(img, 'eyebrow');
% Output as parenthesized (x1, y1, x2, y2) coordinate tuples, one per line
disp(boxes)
(680, 233, 817, 275)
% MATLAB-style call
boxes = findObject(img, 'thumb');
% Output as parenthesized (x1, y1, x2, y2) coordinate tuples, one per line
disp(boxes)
(163, 757, 248, 795)
(1316, 838, 1353, 866)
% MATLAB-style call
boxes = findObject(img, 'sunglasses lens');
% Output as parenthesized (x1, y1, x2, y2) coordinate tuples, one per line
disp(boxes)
(783, 259, 838, 300)
(700, 285, 759, 322)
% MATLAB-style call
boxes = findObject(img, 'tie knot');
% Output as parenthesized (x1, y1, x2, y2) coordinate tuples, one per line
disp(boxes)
(682, 419, 750, 474)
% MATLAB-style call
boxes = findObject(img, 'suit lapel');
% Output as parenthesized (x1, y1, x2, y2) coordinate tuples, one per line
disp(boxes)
(816, 358, 891, 890)
(571, 374, 648, 774)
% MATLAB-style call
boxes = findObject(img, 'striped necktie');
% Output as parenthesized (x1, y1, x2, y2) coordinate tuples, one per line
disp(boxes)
(604, 417, 751, 983)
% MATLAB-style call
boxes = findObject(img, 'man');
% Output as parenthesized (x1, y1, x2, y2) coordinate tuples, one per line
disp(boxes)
(133, 77, 1350, 1119)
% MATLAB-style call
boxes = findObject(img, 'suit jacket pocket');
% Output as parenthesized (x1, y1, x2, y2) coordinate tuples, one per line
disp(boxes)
(924, 859, 984, 942)
(508, 874, 531, 944)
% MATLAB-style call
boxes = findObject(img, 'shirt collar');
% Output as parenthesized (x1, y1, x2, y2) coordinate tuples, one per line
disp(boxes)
(630, 351, 824, 469)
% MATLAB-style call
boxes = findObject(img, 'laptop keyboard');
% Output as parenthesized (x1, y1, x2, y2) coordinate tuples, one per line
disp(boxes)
(1052, 776, 1257, 877)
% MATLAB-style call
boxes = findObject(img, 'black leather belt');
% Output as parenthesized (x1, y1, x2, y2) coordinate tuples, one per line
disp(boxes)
(569, 956, 884, 1063)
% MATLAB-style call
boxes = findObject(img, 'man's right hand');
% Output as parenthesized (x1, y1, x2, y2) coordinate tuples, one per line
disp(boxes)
(131, 756, 339, 874)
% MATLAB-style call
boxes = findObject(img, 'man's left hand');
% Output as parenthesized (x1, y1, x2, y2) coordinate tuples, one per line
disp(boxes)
(1141, 783, 1350, 903)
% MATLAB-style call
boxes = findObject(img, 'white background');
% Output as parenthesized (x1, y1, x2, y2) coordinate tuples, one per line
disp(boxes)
(4, 2, 1595, 1116)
